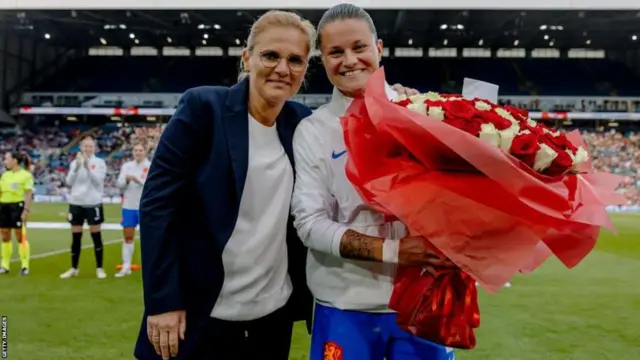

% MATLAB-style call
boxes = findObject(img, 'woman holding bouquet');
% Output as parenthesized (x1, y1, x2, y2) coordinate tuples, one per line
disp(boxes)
(291, 3, 455, 360)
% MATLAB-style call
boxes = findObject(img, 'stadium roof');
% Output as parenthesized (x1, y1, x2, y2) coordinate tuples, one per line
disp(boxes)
(1, 9, 640, 51)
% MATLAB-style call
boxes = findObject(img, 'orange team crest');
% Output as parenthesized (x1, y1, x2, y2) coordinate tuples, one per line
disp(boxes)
(142, 167, 148, 173)
(323, 341, 343, 360)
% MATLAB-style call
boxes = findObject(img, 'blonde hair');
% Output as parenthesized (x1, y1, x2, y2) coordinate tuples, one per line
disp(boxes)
(238, 10, 316, 81)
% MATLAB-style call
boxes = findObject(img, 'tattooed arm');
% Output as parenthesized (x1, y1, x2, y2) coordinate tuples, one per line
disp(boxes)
(292, 120, 393, 263)
(338, 229, 384, 262)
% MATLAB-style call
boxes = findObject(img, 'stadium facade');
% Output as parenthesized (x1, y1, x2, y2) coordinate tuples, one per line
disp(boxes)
(0, 9, 638, 209)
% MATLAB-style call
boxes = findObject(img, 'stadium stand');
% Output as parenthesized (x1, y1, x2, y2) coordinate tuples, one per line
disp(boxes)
(0, 10, 638, 207)
(25, 57, 640, 99)
(0, 118, 636, 206)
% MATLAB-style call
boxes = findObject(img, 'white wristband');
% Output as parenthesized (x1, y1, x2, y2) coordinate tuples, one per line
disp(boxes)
(382, 239, 400, 264)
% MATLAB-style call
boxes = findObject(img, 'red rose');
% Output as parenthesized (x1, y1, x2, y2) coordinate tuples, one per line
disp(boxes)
(509, 132, 541, 168)
(503, 105, 529, 121)
(395, 98, 412, 107)
(471, 97, 498, 107)
(443, 116, 482, 137)
(424, 100, 446, 108)
(481, 111, 512, 130)
(442, 100, 478, 120)
(520, 121, 544, 135)
(544, 148, 573, 177)
(542, 131, 578, 153)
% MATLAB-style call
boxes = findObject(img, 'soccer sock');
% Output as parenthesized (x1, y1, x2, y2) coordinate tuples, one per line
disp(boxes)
(18, 240, 30, 269)
(122, 241, 134, 269)
(71, 232, 82, 269)
(1, 241, 12, 269)
(91, 231, 104, 269)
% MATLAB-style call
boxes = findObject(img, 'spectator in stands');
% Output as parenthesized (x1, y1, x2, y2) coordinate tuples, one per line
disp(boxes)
(292, 4, 454, 360)
(59, 136, 108, 280)
(134, 10, 317, 360)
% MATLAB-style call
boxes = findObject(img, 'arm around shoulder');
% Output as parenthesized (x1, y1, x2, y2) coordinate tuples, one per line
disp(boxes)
(140, 88, 206, 315)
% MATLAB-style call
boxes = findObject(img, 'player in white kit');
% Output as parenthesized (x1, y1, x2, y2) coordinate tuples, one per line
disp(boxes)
(60, 136, 108, 279)
(115, 143, 150, 277)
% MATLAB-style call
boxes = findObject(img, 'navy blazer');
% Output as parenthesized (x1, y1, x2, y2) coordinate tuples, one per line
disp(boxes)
(134, 78, 313, 359)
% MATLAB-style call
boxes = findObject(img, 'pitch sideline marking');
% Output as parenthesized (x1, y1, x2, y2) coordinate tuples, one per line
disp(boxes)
(8, 222, 137, 263)
(10, 237, 125, 262)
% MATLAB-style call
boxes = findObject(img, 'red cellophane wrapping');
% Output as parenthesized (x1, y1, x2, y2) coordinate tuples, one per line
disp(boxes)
(340, 67, 626, 349)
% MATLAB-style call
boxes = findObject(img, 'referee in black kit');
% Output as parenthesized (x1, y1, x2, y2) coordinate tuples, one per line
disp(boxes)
(59, 136, 109, 279)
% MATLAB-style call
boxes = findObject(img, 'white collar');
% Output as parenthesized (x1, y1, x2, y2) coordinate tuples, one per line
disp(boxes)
(328, 82, 398, 116)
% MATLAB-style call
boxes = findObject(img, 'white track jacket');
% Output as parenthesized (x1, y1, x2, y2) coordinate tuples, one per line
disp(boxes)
(291, 85, 407, 312)
(116, 159, 151, 211)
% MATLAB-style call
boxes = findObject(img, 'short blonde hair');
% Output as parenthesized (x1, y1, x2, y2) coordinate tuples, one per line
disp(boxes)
(238, 10, 316, 81)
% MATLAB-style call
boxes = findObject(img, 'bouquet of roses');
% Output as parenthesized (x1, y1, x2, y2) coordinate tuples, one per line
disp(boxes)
(340, 68, 626, 350)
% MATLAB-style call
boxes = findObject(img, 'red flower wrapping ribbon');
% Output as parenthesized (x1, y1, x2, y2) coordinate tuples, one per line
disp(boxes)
(391, 266, 480, 349)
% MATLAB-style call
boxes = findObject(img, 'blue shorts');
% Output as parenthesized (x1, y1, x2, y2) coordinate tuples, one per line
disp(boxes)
(121, 208, 140, 228)
(310, 302, 455, 360)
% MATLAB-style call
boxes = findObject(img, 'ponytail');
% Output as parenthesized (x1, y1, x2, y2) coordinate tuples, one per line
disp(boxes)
(9, 151, 31, 170)
(20, 153, 31, 170)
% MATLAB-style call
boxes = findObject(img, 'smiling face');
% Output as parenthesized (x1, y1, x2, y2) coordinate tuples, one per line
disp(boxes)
(80, 137, 95, 157)
(242, 26, 309, 106)
(132, 144, 147, 162)
(319, 18, 383, 97)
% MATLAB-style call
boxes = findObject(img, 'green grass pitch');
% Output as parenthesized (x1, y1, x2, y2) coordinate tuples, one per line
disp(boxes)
(1, 203, 639, 359)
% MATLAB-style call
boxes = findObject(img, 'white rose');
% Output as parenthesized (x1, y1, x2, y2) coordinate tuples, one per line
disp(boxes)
(572, 146, 589, 166)
(498, 124, 521, 151)
(427, 106, 445, 120)
(478, 123, 500, 147)
(425, 92, 443, 101)
(475, 101, 492, 111)
(534, 143, 558, 172)
(408, 94, 430, 104)
(406, 102, 427, 115)
(494, 107, 518, 124)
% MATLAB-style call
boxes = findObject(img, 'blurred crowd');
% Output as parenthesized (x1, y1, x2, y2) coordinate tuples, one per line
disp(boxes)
(582, 130, 640, 205)
(0, 124, 637, 206)
(94, 124, 165, 195)
(0, 124, 164, 198)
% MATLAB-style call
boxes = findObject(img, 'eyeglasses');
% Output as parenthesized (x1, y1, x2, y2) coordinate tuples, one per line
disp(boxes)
(259, 50, 307, 73)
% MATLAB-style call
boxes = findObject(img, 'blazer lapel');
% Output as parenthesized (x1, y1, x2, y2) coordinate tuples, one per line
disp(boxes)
(222, 79, 250, 204)
(276, 108, 295, 174)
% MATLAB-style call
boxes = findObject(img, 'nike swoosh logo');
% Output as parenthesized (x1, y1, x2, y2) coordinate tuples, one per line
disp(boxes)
(331, 150, 347, 159)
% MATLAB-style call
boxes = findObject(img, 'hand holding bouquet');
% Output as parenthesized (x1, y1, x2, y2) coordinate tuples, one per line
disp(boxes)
(340, 68, 626, 350)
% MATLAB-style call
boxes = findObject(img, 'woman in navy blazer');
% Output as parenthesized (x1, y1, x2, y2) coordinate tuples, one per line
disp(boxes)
(134, 9, 416, 360)
(134, 10, 318, 360)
